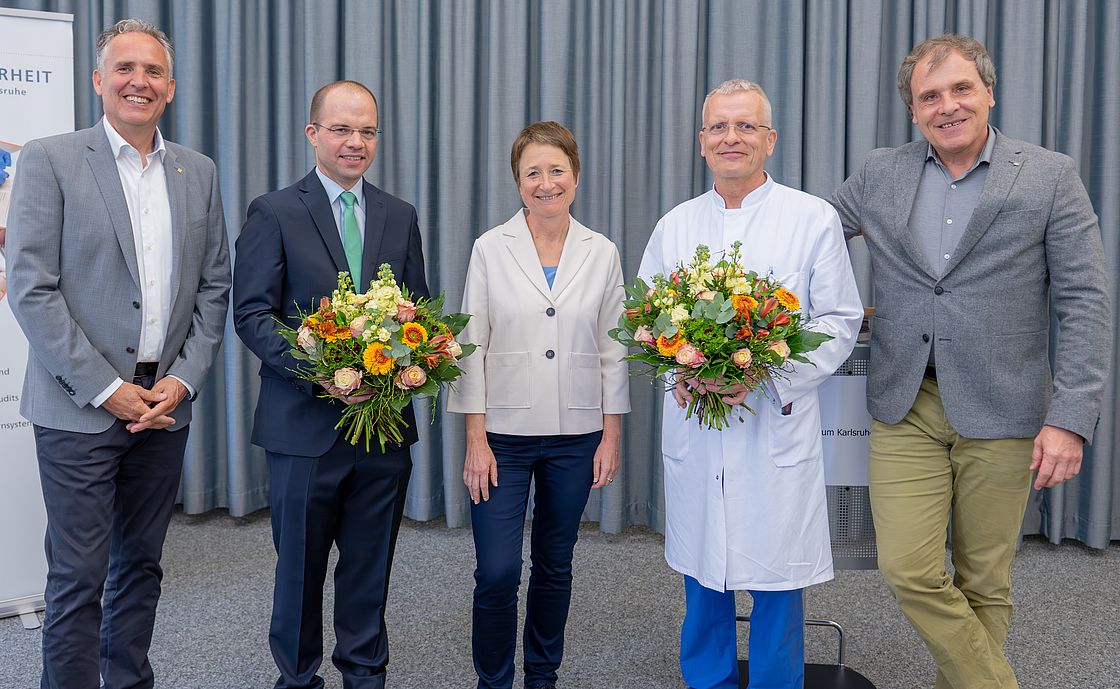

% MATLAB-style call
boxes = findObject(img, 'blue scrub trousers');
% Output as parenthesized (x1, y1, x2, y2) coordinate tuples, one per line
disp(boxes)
(680, 575, 805, 689)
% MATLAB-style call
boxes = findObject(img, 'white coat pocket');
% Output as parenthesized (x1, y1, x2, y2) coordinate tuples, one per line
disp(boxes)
(661, 389, 690, 461)
(767, 396, 822, 467)
(484, 351, 531, 408)
(567, 353, 603, 409)
(774, 271, 807, 312)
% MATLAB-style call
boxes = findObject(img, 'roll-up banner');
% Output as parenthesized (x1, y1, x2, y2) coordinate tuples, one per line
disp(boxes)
(0, 7, 75, 620)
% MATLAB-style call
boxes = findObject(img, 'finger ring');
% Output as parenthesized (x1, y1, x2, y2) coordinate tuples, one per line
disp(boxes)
(607, 478, 614, 483)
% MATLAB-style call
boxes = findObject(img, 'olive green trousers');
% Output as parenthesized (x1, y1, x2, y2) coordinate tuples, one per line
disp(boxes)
(870, 377, 1033, 689)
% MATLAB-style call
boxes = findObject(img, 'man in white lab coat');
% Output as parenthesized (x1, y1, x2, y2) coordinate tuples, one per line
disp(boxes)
(639, 79, 862, 689)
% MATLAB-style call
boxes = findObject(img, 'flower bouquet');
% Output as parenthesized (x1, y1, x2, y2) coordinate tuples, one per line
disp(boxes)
(609, 242, 832, 429)
(278, 265, 477, 452)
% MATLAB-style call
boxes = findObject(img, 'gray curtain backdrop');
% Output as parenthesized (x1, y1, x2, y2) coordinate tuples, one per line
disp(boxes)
(8, 0, 1118, 547)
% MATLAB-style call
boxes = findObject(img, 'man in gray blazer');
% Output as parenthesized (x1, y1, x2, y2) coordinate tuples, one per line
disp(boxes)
(6, 19, 230, 689)
(831, 35, 1111, 689)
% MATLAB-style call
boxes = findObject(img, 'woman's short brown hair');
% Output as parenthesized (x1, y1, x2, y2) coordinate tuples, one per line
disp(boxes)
(510, 121, 580, 184)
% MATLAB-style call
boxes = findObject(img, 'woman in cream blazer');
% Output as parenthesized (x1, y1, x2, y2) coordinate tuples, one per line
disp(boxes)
(447, 122, 629, 689)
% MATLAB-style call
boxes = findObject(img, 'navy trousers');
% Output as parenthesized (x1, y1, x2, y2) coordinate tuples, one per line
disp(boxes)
(680, 576, 805, 689)
(35, 373, 188, 689)
(267, 436, 412, 689)
(470, 431, 600, 689)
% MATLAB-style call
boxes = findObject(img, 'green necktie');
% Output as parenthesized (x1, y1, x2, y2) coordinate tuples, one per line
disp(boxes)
(340, 190, 362, 287)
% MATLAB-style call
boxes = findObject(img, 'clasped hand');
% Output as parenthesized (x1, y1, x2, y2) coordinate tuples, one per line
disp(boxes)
(103, 377, 187, 433)
(672, 375, 752, 408)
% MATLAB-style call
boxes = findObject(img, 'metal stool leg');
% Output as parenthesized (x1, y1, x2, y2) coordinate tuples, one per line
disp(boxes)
(735, 615, 877, 689)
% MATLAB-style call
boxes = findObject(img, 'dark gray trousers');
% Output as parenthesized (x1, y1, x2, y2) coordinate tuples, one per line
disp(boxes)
(34, 379, 188, 689)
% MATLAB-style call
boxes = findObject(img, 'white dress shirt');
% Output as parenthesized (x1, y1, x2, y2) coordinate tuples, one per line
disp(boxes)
(91, 118, 188, 406)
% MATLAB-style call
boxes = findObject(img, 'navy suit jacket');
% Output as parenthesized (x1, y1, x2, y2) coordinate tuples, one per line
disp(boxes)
(233, 170, 429, 456)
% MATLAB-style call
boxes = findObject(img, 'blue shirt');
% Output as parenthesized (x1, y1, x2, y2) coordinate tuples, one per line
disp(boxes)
(909, 126, 997, 365)
(314, 168, 366, 248)
(910, 126, 997, 277)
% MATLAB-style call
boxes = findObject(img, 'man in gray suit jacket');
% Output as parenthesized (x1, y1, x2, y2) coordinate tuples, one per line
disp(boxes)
(831, 35, 1111, 689)
(6, 19, 230, 689)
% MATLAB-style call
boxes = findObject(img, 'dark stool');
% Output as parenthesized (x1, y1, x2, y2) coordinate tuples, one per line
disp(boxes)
(735, 617, 876, 689)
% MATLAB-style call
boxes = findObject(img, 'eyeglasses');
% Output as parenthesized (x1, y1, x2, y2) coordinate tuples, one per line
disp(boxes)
(700, 122, 773, 137)
(312, 123, 382, 141)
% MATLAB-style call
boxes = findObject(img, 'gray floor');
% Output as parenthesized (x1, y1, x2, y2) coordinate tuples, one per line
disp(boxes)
(1, 510, 1117, 688)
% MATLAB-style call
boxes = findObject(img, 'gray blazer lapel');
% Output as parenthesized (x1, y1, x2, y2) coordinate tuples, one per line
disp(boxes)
(359, 180, 387, 288)
(550, 218, 593, 300)
(502, 211, 554, 302)
(893, 145, 938, 280)
(298, 173, 349, 279)
(86, 131, 140, 288)
(942, 136, 1023, 277)
(164, 148, 188, 306)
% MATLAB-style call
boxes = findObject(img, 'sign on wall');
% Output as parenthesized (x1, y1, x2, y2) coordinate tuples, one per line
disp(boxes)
(0, 6, 74, 620)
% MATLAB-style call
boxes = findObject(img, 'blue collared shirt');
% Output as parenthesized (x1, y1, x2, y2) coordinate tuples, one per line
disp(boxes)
(909, 126, 997, 277)
(909, 125, 997, 365)
(314, 168, 366, 249)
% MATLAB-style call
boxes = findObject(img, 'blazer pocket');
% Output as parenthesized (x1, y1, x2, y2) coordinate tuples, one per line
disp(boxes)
(767, 397, 822, 467)
(485, 351, 531, 408)
(179, 217, 210, 260)
(991, 207, 1044, 222)
(989, 330, 1050, 421)
(377, 250, 406, 263)
(567, 352, 603, 410)
(866, 313, 894, 403)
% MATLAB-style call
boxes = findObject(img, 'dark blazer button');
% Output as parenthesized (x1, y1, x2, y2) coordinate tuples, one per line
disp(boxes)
(545, 349, 555, 359)
(546, 307, 556, 317)
(126, 346, 136, 354)
(922, 334, 930, 343)
(934, 286, 944, 295)
(132, 301, 141, 309)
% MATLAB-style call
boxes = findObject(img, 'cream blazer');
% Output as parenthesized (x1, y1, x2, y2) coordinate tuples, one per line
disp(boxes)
(446, 210, 630, 435)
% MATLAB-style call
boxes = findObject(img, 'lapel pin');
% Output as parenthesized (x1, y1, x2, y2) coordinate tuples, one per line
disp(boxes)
(176, 166, 183, 174)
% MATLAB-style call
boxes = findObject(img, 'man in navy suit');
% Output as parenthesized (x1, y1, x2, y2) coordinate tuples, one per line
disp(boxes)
(233, 80, 428, 689)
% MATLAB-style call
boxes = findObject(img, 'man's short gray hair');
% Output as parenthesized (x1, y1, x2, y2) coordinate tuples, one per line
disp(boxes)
(96, 18, 175, 77)
(898, 34, 996, 112)
(702, 79, 773, 126)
